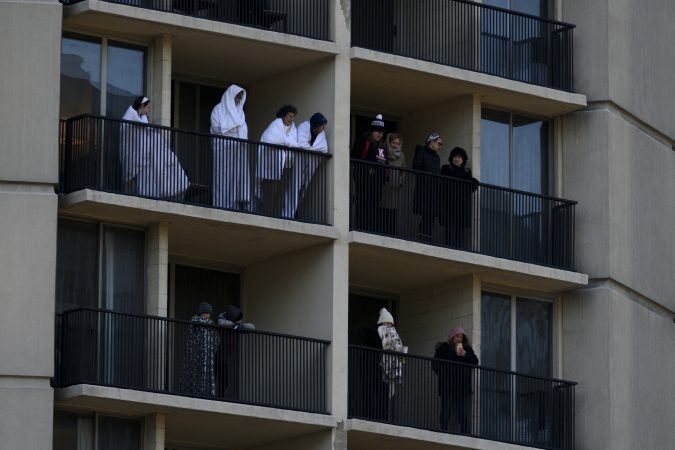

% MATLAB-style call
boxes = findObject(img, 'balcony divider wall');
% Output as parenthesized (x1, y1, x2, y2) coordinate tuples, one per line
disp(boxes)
(55, 308, 330, 414)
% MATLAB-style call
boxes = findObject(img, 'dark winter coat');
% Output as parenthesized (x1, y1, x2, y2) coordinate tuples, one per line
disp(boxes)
(412, 145, 442, 215)
(440, 164, 478, 227)
(433, 341, 479, 397)
(180, 315, 220, 397)
(351, 133, 387, 165)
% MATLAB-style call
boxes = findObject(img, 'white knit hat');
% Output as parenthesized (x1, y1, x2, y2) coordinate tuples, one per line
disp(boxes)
(377, 307, 394, 325)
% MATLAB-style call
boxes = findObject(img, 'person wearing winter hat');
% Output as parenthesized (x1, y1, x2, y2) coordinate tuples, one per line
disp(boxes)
(351, 114, 389, 233)
(380, 132, 406, 235)
(216, 304, 255, 397)
(413, 132, 443, 242)
(217, 304, 256, 330)
(440, 146, 478, 249)
(282, 112, 329, 219)
(433, 325, 479, 433)
(180, 302, 219, 397)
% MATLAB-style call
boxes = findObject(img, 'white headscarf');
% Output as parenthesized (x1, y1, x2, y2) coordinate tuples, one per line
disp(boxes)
(210, 84, 248, 139)
(122, 105, 148, 123)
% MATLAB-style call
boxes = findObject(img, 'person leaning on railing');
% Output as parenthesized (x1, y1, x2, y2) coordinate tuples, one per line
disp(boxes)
(179, 302, 220, 398)
(433, 326, 479, 434)
(440, 147, 478, 250)
(380, 133, 406, 235)
(413, 132, 443, 242)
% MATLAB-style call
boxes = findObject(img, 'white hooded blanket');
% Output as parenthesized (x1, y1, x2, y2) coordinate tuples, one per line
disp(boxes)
(119, 106, 189, 199)
(256, 117, 298, 182)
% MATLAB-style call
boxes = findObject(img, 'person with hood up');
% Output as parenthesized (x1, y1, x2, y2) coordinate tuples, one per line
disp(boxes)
(440, 147, 478, 249)
(350, 114, 388, 233)
(433, 326, 479, 433)
(412, 132, 443, 241)
(210, 85, 251, 211)
(180, 302, 220, 397)
(282, 112, 329, 219)
(216, 305, 255, 399)
(377, 308, 406, 405)
(380, 133, 406, 235)
(119, 95, 189, 199)
(256, 104, 299, 212)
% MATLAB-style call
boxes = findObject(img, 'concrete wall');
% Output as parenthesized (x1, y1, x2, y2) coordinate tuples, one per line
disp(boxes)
(398, 276, 474, 357)
(400, 95, 478, 171)
(250, 429, 338, 450)
(0, 2, 62, 450)
(564, 0, 675, 139)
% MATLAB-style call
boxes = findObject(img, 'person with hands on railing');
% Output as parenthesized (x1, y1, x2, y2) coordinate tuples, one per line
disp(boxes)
(380, 133, 406, 235)
(119, 95, 189, 199)
(282, 112, 328, 219)
(210, 84, 251, 211)
(255, 104, 299, 213)
(217, 304, 255, 330)
(350, 113, 388, 233)
(433, 325, 479, 434)
(180, 302, 220, 398)
(440, 146, 478, 249)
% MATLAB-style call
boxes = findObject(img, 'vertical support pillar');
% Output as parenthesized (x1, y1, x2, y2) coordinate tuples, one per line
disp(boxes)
(152, 34, 172, 127)
(143, 414, 166, 450)
(146, 221, 169, 317)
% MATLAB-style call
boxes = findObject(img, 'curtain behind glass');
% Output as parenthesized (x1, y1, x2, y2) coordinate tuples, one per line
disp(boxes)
(55, 220, 99, 313)
(480, 109, 510, 188)
(106, 42, 145, 119)
(102, 226, 145, 315)
(512, 115, 548, 195)
(516, 298, 552, 377)
(60, 37, 101, 118)
(480, 292, 512, 371)
(98, 416, 141, 450)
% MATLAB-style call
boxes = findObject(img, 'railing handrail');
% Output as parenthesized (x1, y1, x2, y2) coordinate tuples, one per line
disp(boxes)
(60, 307, 331, 345)
(348, 344, 577, 386)
(445, 0, 576, 29)
(63, 114, 334, 158)
(350, 158, 577, 205)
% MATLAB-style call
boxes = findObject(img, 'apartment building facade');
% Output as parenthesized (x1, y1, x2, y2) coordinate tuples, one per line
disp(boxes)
(0, 0, 673, 449)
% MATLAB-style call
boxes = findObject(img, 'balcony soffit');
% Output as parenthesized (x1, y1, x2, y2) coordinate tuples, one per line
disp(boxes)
(63, 2, 338, 85)
(351, 50, 587, 118)
(349, 233, 588, 295)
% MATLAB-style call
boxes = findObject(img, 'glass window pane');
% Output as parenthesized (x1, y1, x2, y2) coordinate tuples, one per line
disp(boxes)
(102, 226, 145, 314)
(512, 0, 548, 17)
(106, 42, 145, 119)
(60, 37, 101, 118)
(512, 115, 548, 194)
(516, 297, 552, 377)
(172, 264, 240, 321)
(53, 411, 94, 450)
(98, 416, 141, 450)
(481, 292, 512, 371)
(480, 109, 511, 188)
(55, 220, 99, 313)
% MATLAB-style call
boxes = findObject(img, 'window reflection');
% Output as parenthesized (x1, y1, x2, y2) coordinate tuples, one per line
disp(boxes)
(60, 37, 101, 118)
(106, 43, 145, 118)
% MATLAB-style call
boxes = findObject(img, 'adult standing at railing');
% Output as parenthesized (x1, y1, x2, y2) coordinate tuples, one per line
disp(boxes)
(377, 307, 407, 421)
(350, 114, 388, 234)
(180, 302, 220, 398)
(413, 132, 443, 241)
(210, 85, 251, 211)
(282, 112, 328, 219)
(433, 326, 479, 434)
(119, 95, 189, 199)
(440, 147, 478, 249)
(380, 133, 406, 235)
(256, 104, 298, 213)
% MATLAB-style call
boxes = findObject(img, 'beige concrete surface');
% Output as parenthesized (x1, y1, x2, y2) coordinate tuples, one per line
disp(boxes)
(0, 378, 54, 450)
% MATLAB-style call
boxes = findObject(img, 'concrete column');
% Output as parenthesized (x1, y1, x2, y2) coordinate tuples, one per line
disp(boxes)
(146, 222, 169, 317)
(143, 413, 166, 450)
(151, 34, 172, 127)
(0, 1, 62, 449)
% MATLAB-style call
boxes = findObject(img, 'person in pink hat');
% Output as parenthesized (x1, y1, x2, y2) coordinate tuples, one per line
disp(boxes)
(433, 325, 478, 433)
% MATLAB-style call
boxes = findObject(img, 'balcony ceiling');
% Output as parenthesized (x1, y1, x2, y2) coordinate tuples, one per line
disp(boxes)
(63, 5, 336, 85)
(349, 233, 587, 295)
(351, 53, 587, 118)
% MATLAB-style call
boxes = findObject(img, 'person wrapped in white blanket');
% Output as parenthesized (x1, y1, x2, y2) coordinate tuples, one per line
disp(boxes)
(256, 104, 298, 213)
(282, 112, 328, 219)
(119, 96, 189, 199)
(210, 85, 251, 210)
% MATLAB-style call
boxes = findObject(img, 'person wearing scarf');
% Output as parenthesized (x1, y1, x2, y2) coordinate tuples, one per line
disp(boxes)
(210, 84, 251, 211)
(380, 133, 406, 235)
(282, 112, 328, 219)
(119, 96, 189, 199)
(255, 104, 299, 212)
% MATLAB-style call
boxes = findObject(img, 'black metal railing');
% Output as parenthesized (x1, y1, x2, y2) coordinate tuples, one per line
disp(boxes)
(59, 115, 331, 224)
(352, 0, 574, 91)
(59, 0, 331, 41)
(349, 346, 575, 449)
(350, 160, 576, 270)
(55, 308, 329, 413)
